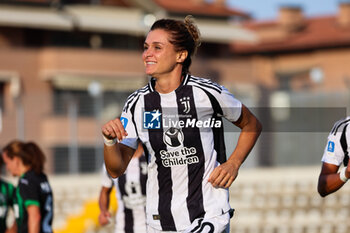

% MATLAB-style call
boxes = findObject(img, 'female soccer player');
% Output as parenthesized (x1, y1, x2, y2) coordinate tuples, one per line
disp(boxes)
(0, 154, 16, 233)
(98, 143, 147, 233)
(102, 16, 262, 233)
(2, 141, 53, 233)
(318, 116, 350, 197)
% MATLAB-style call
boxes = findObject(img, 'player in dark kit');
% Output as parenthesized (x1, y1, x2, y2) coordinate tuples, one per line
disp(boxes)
(2, 141, 53, 233)
(0, 155, 16, 233)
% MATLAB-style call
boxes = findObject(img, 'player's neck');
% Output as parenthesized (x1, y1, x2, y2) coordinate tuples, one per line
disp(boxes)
(154, 72, 183, 94)
(18, 164, 30, 176)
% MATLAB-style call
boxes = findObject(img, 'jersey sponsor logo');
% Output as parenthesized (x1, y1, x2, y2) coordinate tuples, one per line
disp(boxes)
(327, 141, 335, 153)
(40, 182, 51, 193)
(161, 128, 199, 167)
(180, 96, 191, 114)
(20, 178, 28, 185)
(143, 110, 161, 129)
(160, 147, 199, 167)
(120, 117, 128, 129)
(143, 109, 222, 130)
(163, 117, 221, 129)
(163, 127, 184, 147)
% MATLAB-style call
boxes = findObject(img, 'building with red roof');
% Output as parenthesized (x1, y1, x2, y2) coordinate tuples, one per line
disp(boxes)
(231, 2, 350, 93)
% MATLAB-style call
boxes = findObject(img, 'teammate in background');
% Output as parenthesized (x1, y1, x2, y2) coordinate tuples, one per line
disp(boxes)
(102, 16, 261, 232)
(98, 143, 147, 233)
(318, 116, 350, 197)
(0, 153, 16, 233)
(2, 141, 53, 233)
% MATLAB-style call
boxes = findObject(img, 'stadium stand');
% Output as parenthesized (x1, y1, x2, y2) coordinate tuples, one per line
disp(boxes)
(47, 166, 350, 233)
(230, 166, 350, 233)
(50, 174, 116, 233)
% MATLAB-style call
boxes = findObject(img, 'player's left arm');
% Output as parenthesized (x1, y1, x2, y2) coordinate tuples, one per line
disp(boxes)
(208, 104, 262, 188)
(98, 186, 113, 226)
(27, 205, 41, 233)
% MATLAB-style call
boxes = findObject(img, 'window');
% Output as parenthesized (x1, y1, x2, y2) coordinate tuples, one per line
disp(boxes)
(53, 146, 103, 174)
(53, 147, 69, 174)
(53, 88, 131, 117)
(79, 147, 96, 173)
(53, 89, 94, 116)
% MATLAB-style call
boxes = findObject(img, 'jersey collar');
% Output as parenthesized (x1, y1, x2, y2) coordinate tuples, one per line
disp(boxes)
(148, 74, 190, 93)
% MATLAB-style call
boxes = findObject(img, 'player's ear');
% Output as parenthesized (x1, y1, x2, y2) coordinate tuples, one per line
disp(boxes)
(177, 50, 188, 63)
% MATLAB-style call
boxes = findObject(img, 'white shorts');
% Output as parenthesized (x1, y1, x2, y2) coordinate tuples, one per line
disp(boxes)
(147, 212, 230, 233)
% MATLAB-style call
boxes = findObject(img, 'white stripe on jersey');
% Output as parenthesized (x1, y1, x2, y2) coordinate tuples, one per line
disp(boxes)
(163, 92, 191, 228)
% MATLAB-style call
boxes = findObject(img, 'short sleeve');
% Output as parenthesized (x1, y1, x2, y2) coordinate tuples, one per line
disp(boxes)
(19, 178, 40, 207)
(208, 86, 242, 122)
(321, 123, 350, 166)
(101, 164, 113, 188)
(119, 100, 139, 150)
(220, 86, 242, 122)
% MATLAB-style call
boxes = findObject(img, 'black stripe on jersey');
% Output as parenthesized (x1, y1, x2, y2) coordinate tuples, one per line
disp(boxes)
(123, 85, 149, 112)
(118, 175, 127, 199)
(176, 85, 205, 222)
(196, 86, 227, 164)
(139, 156, 147, 196)
(142, 143, 150, 165)
(144, 92, 176, 231)
(189, 76, 222, 94)
(332, 119, 350, 135)
(118, 175, 135, 233)
(124, 207, 134, 233)
(340, 124, 349, 166)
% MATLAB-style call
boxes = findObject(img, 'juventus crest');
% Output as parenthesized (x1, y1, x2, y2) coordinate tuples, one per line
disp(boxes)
(180, 97, 191, 114)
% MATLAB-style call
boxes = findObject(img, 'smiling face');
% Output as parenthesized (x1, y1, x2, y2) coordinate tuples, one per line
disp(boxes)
(142, 29, 187, 79)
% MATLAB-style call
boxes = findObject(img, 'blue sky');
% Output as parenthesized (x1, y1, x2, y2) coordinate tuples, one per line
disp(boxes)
(228, 0, 341, 20)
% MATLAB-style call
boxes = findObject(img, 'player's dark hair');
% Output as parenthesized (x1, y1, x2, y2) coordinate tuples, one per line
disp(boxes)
(22, 142, 46, 174)
(0, 153, 3, 167)
(150, 15, 201, 75)
(3, 140, 45, 174)
(3, 140, 24, 158)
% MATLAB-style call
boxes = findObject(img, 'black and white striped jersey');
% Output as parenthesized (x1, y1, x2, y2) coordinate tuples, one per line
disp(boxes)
(321, 116, 350, 166)
(102, 155, 148, 233)
(119, 74, 242, 231)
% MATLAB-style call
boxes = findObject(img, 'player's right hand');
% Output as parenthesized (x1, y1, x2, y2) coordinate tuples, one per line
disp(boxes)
(98, 211, 111, 226)
(102, 118, 128, 142)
